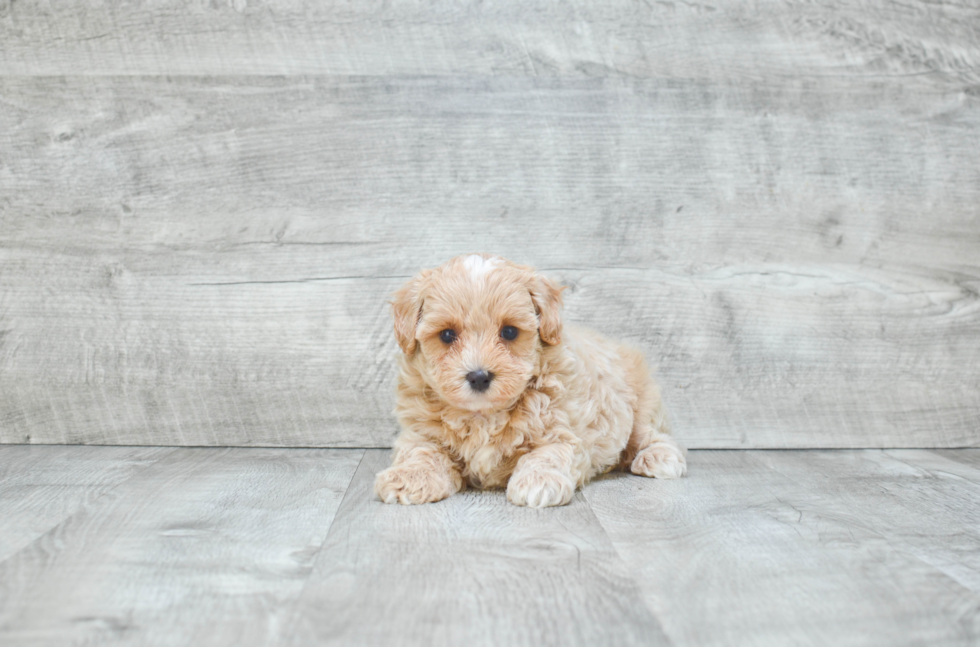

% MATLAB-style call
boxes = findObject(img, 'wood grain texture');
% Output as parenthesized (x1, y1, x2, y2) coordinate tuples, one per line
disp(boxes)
(0, 447, 364, 646)
(1, 73, 977, 448)
(934, 449, 980, 471)
(0, 445, 171, 562)
(287, 449, 669, 646)
(1, 447, 980, 645)
(766, 449, 980, 594)
(584, 450, 980, 646)
(1, 0, 978, 79)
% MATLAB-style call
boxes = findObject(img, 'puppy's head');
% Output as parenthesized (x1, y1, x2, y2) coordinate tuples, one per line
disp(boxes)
(391, 254, 563, 411)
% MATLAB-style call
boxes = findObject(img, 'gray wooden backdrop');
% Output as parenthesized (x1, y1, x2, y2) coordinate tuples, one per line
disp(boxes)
(1, 1, 978, 449)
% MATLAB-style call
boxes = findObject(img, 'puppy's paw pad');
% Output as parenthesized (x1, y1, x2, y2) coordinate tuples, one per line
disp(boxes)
(374, 466, 457, 505)
(507, 468, 575, 508)
(631, 442, 687, 479)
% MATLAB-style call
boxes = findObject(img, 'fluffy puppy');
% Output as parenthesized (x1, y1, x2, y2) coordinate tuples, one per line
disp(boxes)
(375, 254, 687, 508)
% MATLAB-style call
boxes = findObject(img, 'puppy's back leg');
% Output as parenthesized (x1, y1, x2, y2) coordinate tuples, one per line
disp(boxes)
(618, 347, 687, 479)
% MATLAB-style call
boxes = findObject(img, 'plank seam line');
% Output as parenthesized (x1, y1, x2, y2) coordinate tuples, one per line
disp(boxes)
(188, 275, 411, 286)
(278, 447, 370, 647)
(925, 449, 980, 474)
(0, 446, 181, 570)
(578, 484, 674, 635)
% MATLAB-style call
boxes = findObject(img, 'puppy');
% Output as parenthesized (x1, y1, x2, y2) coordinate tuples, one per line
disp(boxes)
(375, 254, 687, 508)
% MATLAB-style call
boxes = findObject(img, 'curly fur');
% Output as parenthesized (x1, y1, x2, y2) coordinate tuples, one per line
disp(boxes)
(375, 254, 687, 508)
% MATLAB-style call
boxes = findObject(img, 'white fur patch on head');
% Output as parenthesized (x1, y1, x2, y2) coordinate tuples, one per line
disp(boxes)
(463, 254, 500, 281)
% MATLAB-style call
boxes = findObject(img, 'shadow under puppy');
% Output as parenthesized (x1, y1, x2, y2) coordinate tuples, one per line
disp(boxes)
(375, 254, 687, 508)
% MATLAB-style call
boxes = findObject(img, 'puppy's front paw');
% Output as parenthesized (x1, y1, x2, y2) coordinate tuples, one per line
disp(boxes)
(507, 467, 575, 508)
(375, 465, 459, 505)
(631, 440, 687, 479)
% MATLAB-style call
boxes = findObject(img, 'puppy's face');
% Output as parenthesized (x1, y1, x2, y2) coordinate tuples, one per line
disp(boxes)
(392, 254, 563, 412)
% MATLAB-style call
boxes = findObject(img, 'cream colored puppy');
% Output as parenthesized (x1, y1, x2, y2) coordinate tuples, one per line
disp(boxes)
(375, 254, 687, 508)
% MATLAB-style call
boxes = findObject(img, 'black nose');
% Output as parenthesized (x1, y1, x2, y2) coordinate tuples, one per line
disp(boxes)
(466, 369, 494, 393)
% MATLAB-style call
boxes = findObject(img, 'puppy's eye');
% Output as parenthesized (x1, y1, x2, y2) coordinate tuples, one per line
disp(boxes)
(500, 325, 519, 341)
(439, 329, 457, 344)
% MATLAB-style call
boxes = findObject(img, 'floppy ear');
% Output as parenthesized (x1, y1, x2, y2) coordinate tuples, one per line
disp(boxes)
(528, 273, 564, 346)
(390, 271, 429, 354)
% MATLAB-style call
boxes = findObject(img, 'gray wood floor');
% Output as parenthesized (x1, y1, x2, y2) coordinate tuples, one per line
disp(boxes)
(0, 446, 978, 646)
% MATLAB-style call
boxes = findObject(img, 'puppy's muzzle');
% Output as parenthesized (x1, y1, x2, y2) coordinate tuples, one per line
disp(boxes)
(466, 369, 494, 393)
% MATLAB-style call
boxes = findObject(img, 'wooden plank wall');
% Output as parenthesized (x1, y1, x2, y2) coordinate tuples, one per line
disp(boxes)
(1, 1, 978, 448)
